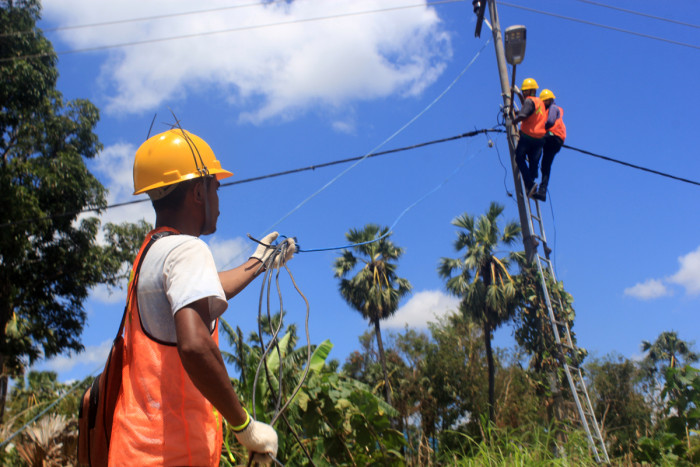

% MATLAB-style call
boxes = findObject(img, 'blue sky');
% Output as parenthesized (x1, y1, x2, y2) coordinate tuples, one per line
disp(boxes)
(32, 0, 700, 381)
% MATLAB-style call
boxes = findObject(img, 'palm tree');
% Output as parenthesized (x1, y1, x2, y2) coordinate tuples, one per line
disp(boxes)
(642, 331, 699, 374)
(334, 224, 412, 405)
(438, 202, 521, 424)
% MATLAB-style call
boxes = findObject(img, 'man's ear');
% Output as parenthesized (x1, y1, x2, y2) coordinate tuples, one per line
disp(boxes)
(192, 180, 205, 203)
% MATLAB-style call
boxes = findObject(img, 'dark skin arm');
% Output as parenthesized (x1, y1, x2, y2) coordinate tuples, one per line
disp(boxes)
(175, 297, 247, 427)
(218, 258, 265, 300)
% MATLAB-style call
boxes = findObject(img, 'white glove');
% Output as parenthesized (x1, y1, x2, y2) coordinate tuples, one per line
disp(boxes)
(234, 420, 278, 465)
(250, 232, 295, 269)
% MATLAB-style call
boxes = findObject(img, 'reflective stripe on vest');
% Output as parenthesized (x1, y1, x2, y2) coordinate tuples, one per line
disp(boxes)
(549, 106, 566, 141)
(109, 227, 223, 467)
(520, 96, 547, 139)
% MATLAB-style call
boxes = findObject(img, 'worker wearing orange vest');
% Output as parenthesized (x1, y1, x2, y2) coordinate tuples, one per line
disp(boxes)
(532, 89, 566, 202)
(109, 128, 293, 466)
(513, 77, 547, 197)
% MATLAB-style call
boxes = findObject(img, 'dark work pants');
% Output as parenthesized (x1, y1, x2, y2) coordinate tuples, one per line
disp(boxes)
(515, 133, 544, 190)
(540, 135, 564, 191)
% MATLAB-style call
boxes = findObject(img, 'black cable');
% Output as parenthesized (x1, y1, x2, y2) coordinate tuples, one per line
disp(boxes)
(572, 0, 700, 29)
(547, 189, 558, 274)
(562, 144, 700, 187)
(222, 129, 495, 187)
(0, 129, 499, 228)
(499, 1, 700, 51)
(3, 130, 698, 229)
(0, 0, 463, 63)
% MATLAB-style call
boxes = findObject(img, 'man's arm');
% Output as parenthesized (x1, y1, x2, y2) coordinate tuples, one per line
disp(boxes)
(545, 104, 559, 130)
(218, 259, 264, 300)
(175, 298, 248, 426)
(218, 233, 295, 300)
(513, 98, 535, 125)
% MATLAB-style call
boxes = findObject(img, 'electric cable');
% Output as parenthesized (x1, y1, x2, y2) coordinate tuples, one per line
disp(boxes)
(571, 0, 700, 29)
(220, 129, 495, 189)
(547, 189, 558, 274)
(3, 1, 288, 37)
(247, 238, 315, 466)
(296, 145, 482, 253)
(562, 144, 700, 186)
(2, 128, 698, 231)
(259, 37, 491, 236)
(499, 1, 700, 51)
(0, 0, 463, 63)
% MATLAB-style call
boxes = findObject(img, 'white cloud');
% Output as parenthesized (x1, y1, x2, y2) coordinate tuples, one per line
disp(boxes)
(668, 246, 700, 296)
(208, 235, 250, 270)
(41, 340, 112, 373)
(90, 283, 127, 305)
(90, 142, 155, 229)
(384, 290, 459, 330)
(624, 246, 700, 300)
(43, 0, 451, 122)
(623, 279, 671, 300)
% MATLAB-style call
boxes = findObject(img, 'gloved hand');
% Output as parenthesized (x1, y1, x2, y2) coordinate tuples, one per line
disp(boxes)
(250, 232, 295, 270)
(234, 420, 278, 465)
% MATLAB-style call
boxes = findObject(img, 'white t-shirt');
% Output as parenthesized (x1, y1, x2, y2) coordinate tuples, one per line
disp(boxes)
(136, 235, 228, 344)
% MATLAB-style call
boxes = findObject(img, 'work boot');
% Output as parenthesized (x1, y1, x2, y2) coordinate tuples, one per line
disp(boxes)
(533, 185, 547, 202)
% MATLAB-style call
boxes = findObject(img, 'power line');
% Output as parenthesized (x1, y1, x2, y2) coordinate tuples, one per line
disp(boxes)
(572, 0, 700, 29)
(3, 130, 698, 230)
(6, 1, 282, 37)
(0, 0, 463, 63)
(563, 144, 700, 187)
(499, 1, 700, 51)
(222, 129, 494, 188)
(0, 129, 499, 229)
(259, 37, 491, 235)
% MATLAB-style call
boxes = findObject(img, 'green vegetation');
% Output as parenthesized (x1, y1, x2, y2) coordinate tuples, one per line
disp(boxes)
(333, 224, 412, 406)
(1, 1, 699, 466)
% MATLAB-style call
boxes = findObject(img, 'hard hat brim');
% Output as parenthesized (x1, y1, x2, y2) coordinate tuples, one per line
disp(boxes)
(134, 168, 233, 196)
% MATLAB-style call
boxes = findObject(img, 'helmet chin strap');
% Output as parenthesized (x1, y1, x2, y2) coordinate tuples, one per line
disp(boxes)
(200, 176, 215, 236)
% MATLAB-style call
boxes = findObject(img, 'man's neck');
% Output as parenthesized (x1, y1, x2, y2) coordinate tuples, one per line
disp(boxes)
(155, 212, 201, 237)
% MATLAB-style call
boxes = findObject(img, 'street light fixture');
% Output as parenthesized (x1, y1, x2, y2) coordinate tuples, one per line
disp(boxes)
(504, 25, 527, 65)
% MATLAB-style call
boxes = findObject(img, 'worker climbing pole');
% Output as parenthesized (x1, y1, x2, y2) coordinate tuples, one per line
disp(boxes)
(471, 0, 610, 463)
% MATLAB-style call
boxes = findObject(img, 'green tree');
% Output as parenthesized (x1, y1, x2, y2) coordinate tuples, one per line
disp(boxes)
(586, 354, 651, 459)
(333, 224, 411, 405)
(641, 331, 698, 378)
(640, 331, 699, 419)
(426, 313, 487, 439)
(438, 202, 520, 424)
(0, 0, 149, 419)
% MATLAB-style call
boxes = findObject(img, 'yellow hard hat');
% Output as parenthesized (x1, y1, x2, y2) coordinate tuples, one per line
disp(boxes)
(133, 129, 233, 196)
(521, 78, 538, 91)
(539, 89, 555, 101)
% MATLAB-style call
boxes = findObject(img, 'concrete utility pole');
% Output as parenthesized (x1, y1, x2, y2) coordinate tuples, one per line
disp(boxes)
(485, 0, 537, 261)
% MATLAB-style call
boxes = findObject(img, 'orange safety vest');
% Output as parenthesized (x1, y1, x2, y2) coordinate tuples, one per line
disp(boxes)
(520, 96, 547, 139)
(548, 106, 566, 142)
(109, 227, 223, 467)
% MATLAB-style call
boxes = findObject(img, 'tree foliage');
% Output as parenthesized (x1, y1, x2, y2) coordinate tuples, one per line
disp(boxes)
(333, 224, 411, 405)
(0, 0, 150, 418)
(586, 354, 651, 459)
(219, 316, 405, 466)
(438, 202, 521, 424)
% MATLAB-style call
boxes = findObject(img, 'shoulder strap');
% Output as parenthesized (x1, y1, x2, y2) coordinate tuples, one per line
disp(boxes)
(113, 231, 175, 341)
